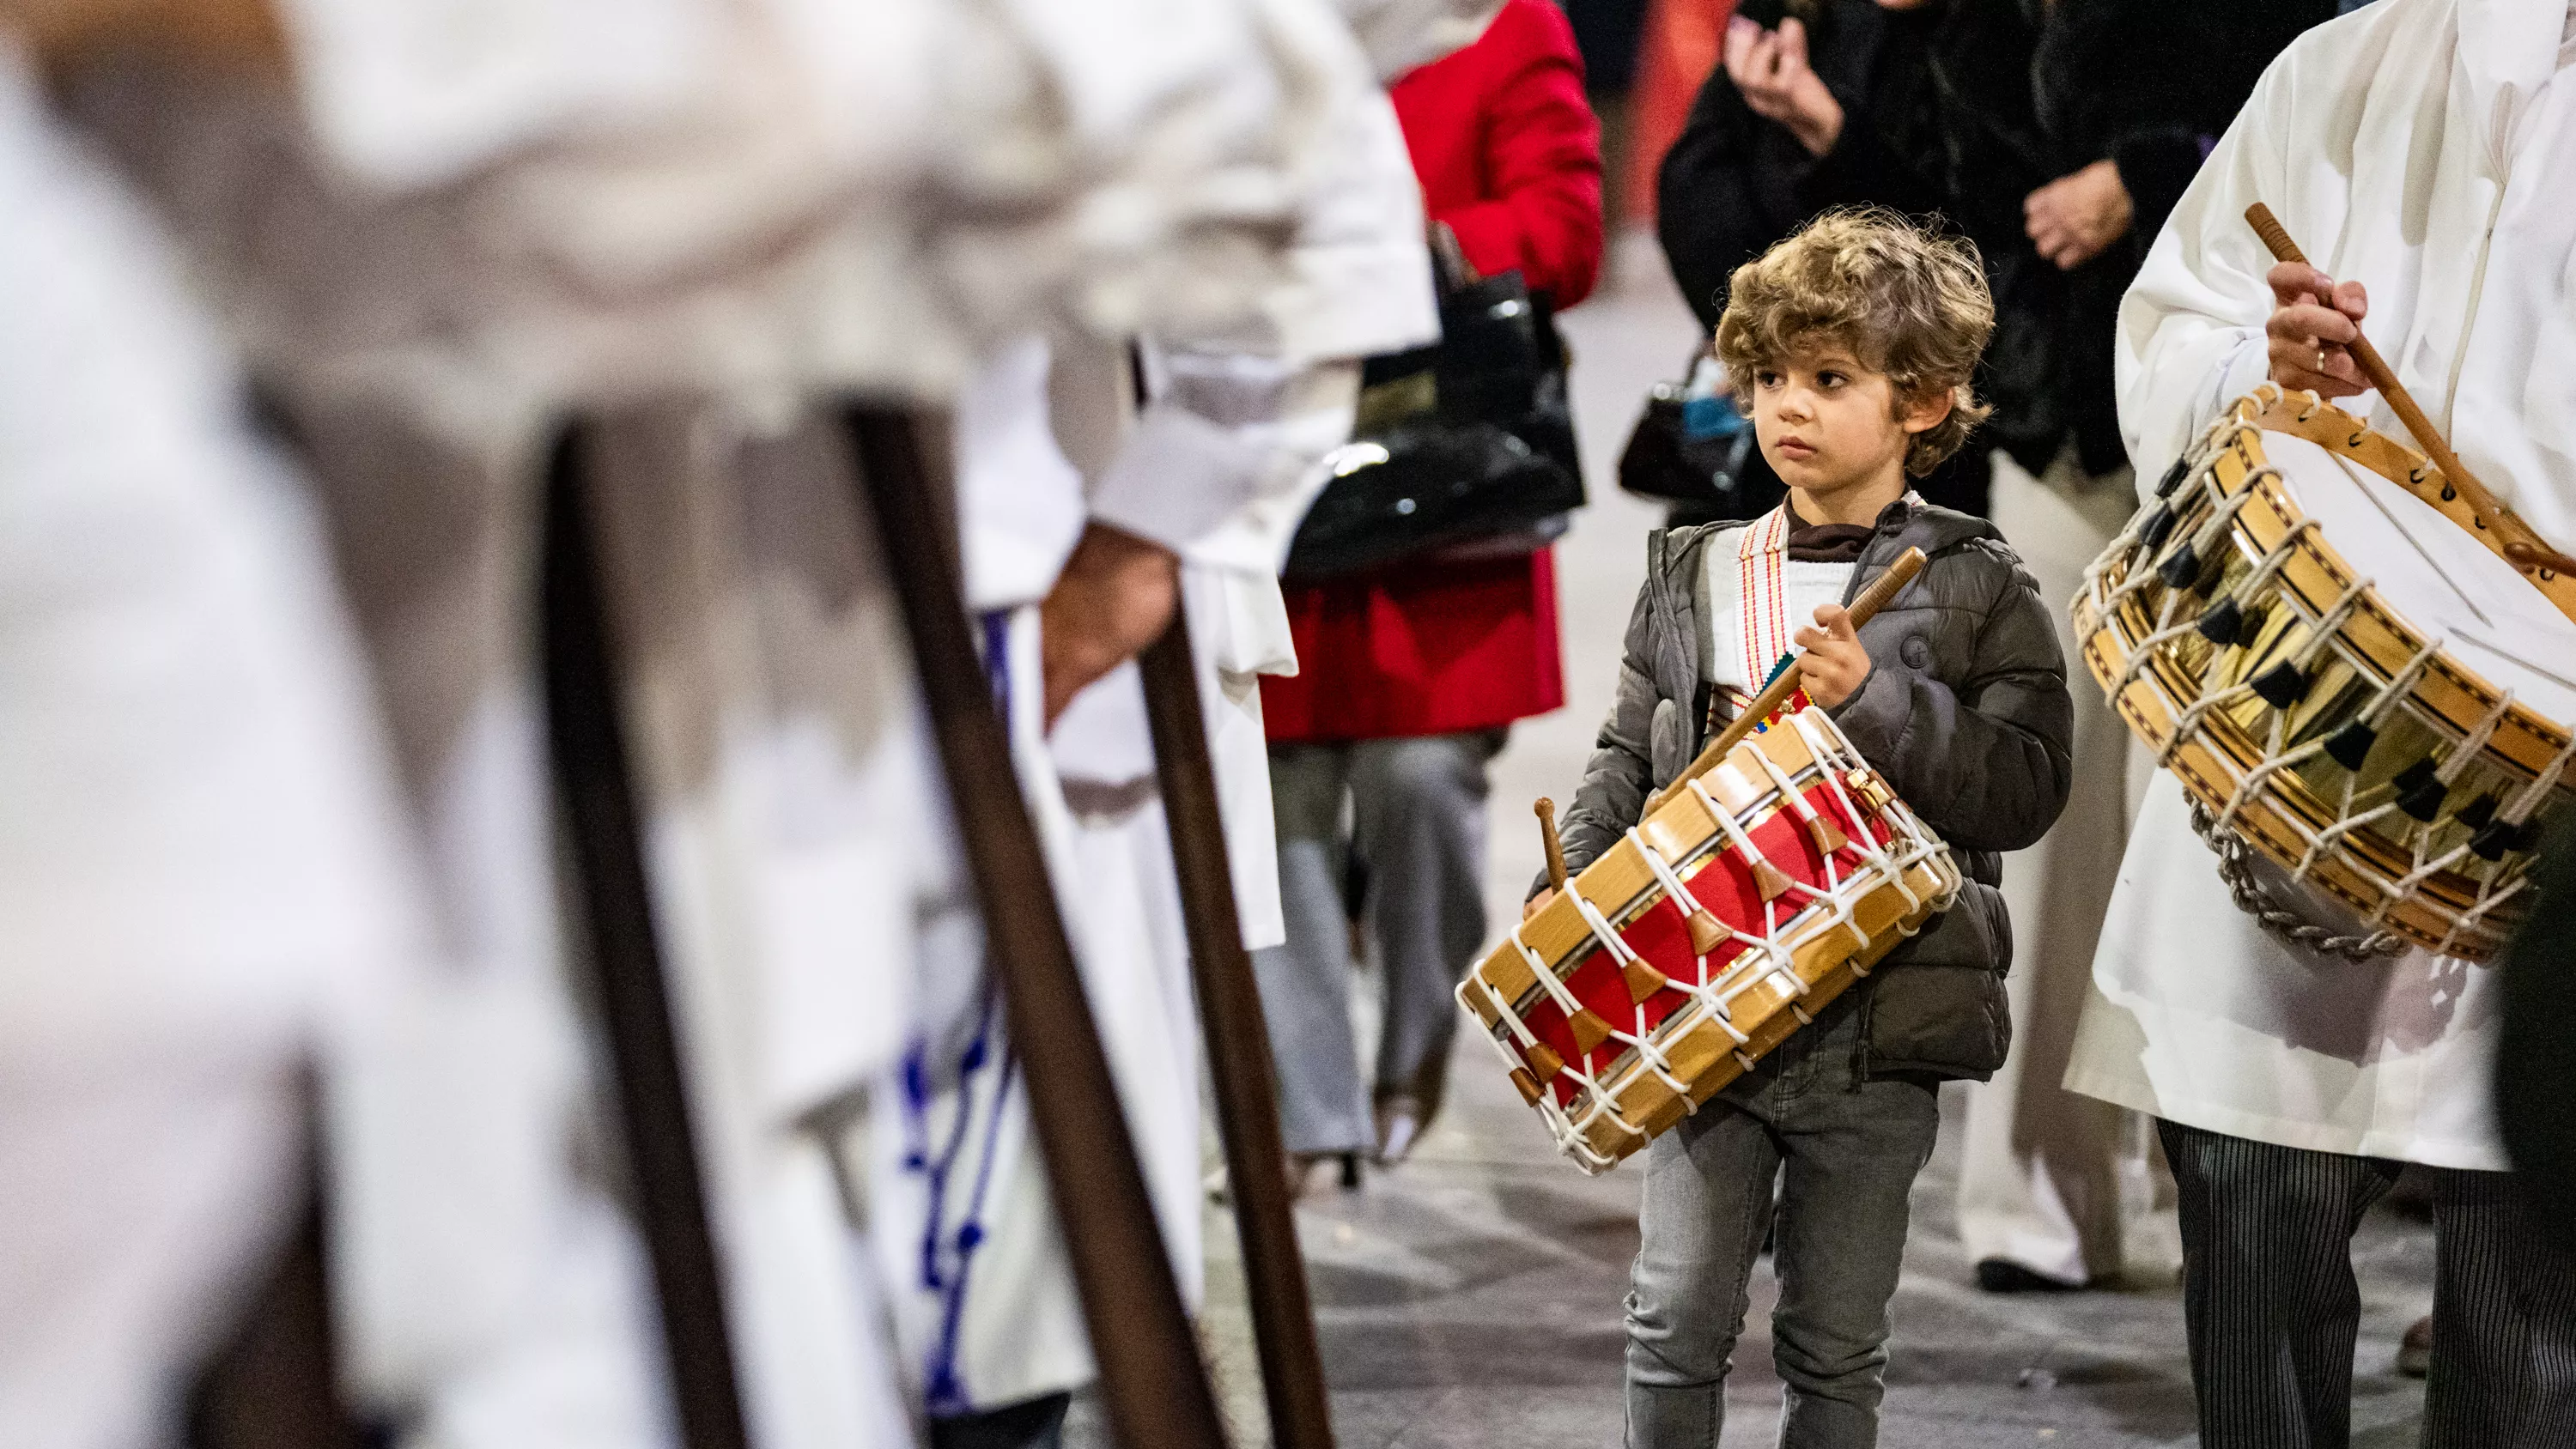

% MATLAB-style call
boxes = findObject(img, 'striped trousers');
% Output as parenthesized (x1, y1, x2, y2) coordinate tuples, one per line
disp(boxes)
(2159, 1119, 2576, 1447)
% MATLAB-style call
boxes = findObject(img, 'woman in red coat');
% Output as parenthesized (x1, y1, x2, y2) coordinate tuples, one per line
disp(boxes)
(1256, 0, 1602, 1176)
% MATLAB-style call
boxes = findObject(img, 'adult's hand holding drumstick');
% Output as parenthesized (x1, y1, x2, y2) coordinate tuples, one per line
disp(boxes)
(2259, 260, 2372, 402)
(2245, 202, 2576, 577)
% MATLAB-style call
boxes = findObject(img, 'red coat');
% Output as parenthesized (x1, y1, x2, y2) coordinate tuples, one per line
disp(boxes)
(1263, 0, 1602, 744)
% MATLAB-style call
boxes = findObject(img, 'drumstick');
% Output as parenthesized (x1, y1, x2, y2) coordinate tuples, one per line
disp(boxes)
(1643, 546, 1927, 818)
(1532, 796, 1673, 1004)
(1534, 797, 1570, 891)
(2245, 203, 2576, 577)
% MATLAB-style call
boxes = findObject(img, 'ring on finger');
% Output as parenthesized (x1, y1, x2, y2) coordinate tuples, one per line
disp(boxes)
(2317, 347, 2329, 373)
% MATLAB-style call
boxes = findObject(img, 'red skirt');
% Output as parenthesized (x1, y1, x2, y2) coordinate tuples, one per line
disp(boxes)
(1262, 548, 1565, 743)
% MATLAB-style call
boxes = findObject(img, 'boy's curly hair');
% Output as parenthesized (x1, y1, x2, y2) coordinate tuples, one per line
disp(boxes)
(1713, 208, 1996, 477)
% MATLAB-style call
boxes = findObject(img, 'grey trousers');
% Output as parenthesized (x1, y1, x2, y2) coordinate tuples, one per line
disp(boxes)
(1625, 996, 1941, 1449)
(2159, 1119, 2576, 1448)
(1252, 731, 1498, 1155)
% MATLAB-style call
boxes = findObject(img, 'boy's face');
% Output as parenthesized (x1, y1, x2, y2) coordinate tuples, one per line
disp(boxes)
(1746, 343, 1950, 504)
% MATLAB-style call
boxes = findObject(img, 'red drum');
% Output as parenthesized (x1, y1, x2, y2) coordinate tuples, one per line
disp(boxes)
(1456, 710, 1960, 1173)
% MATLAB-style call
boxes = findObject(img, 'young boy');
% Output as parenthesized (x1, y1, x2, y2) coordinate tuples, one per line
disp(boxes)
(1533, 210, 2074, 1446)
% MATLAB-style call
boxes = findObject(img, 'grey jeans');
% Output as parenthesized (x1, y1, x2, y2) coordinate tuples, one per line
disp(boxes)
(1252, 731, 1499, 1155)
(1626, 993, 1941, 1449)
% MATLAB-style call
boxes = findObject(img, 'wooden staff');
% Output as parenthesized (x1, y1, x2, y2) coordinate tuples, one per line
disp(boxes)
(1643, 545, 1927, 817)
(541, 424, 753, 1449)
(844, 404, 1231, 1449)
(1136, 616, 1336, 1449)
(186, 1082, 360, 1449)
(2245, 202, 2576, 577)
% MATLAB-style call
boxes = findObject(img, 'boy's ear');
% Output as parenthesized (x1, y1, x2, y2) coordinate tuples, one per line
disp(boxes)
(1899, 385, 1954, 438)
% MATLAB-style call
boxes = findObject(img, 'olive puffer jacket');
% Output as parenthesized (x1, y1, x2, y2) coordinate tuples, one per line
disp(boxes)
(1544, 495, 2074, 1081)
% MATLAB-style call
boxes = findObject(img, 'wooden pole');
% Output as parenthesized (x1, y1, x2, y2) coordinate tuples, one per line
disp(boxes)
(1137, 615, 1339, 1449)
(2245, 202, 2576, 576)
(1643, 546, 1926, 817)
(185, 1085, 360, 1449)
(540, 424, 753, 1449)
(844, 403, 1231, 1449)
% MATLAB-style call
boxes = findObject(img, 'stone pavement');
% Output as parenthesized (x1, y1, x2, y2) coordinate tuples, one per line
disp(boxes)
(1173, 1070, 2436, 1449)
(1070, 233, 2439, 1449)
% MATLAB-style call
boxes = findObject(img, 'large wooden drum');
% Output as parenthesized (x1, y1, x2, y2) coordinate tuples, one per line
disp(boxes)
(2074, 385, 2576, 961)
(1457, 710, 1960, 1173)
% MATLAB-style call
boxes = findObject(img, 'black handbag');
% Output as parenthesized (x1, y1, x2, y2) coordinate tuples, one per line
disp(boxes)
(1616, 353, 1784, 523)
(1283, 259, 1585, 583)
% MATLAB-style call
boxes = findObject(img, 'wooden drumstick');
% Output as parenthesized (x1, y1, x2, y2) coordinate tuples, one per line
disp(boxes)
(2245, 203, 2576, 577)
(1643, 546, 1927, 818)
(1528, 798, 1666, 1018)
(1535, 797, 1570, 892)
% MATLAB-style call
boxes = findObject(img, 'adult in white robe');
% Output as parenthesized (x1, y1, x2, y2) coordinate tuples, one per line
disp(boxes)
(2069, 0, 2576, 1441)
(0, 42, 428, 1449)
(872, 77, 1438, 1434)
(50, 0, 1383, 1442)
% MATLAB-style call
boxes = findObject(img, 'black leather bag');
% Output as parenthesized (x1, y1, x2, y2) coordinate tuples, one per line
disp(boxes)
(1616, 358, 1784, 522)
(1283, 265, 1585, 583)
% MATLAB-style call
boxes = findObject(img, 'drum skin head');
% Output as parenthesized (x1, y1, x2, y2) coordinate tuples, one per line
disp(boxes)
(2266, 429, 2576, 721)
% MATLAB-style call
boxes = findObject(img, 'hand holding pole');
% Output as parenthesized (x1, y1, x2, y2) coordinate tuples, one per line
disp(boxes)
(2245, 203, 2576, 577)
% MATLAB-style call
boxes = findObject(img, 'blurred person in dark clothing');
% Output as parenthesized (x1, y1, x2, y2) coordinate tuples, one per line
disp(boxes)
(1654, 0, 1984, 515)
(1657, 0, 2331, 506)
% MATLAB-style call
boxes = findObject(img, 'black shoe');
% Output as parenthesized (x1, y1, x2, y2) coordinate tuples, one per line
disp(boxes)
(1975, 1259, 2084, 1294)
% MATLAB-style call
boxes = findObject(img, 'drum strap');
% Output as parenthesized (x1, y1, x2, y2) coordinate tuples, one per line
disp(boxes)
(1722, 507, 1814, 730)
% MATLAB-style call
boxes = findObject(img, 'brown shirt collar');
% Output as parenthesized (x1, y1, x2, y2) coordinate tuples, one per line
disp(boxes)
(1783, 500, 1878, 564)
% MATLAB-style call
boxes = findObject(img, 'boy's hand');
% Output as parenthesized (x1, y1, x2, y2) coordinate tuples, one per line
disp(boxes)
(1524, 887, 1557, 920)
(1793, 603, 1871, 709)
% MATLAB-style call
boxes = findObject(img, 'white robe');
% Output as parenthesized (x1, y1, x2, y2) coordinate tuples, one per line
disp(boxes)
(55, 0, 1435, 1435)
(2067, 0, 2576, 1169)
(0, 46, 428, 1449)
(872, 76, 1435, 1416)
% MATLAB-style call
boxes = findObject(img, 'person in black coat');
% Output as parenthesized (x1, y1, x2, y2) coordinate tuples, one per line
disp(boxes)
(1655, 0, 1979, 513)
(1657, 0, 2333, 488)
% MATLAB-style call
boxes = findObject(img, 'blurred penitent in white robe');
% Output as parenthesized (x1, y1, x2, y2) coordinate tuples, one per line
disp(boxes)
(874, 77, 1439, 1415)
(0, 41, 433, 1449)
(33, 0, 1474, 1441)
